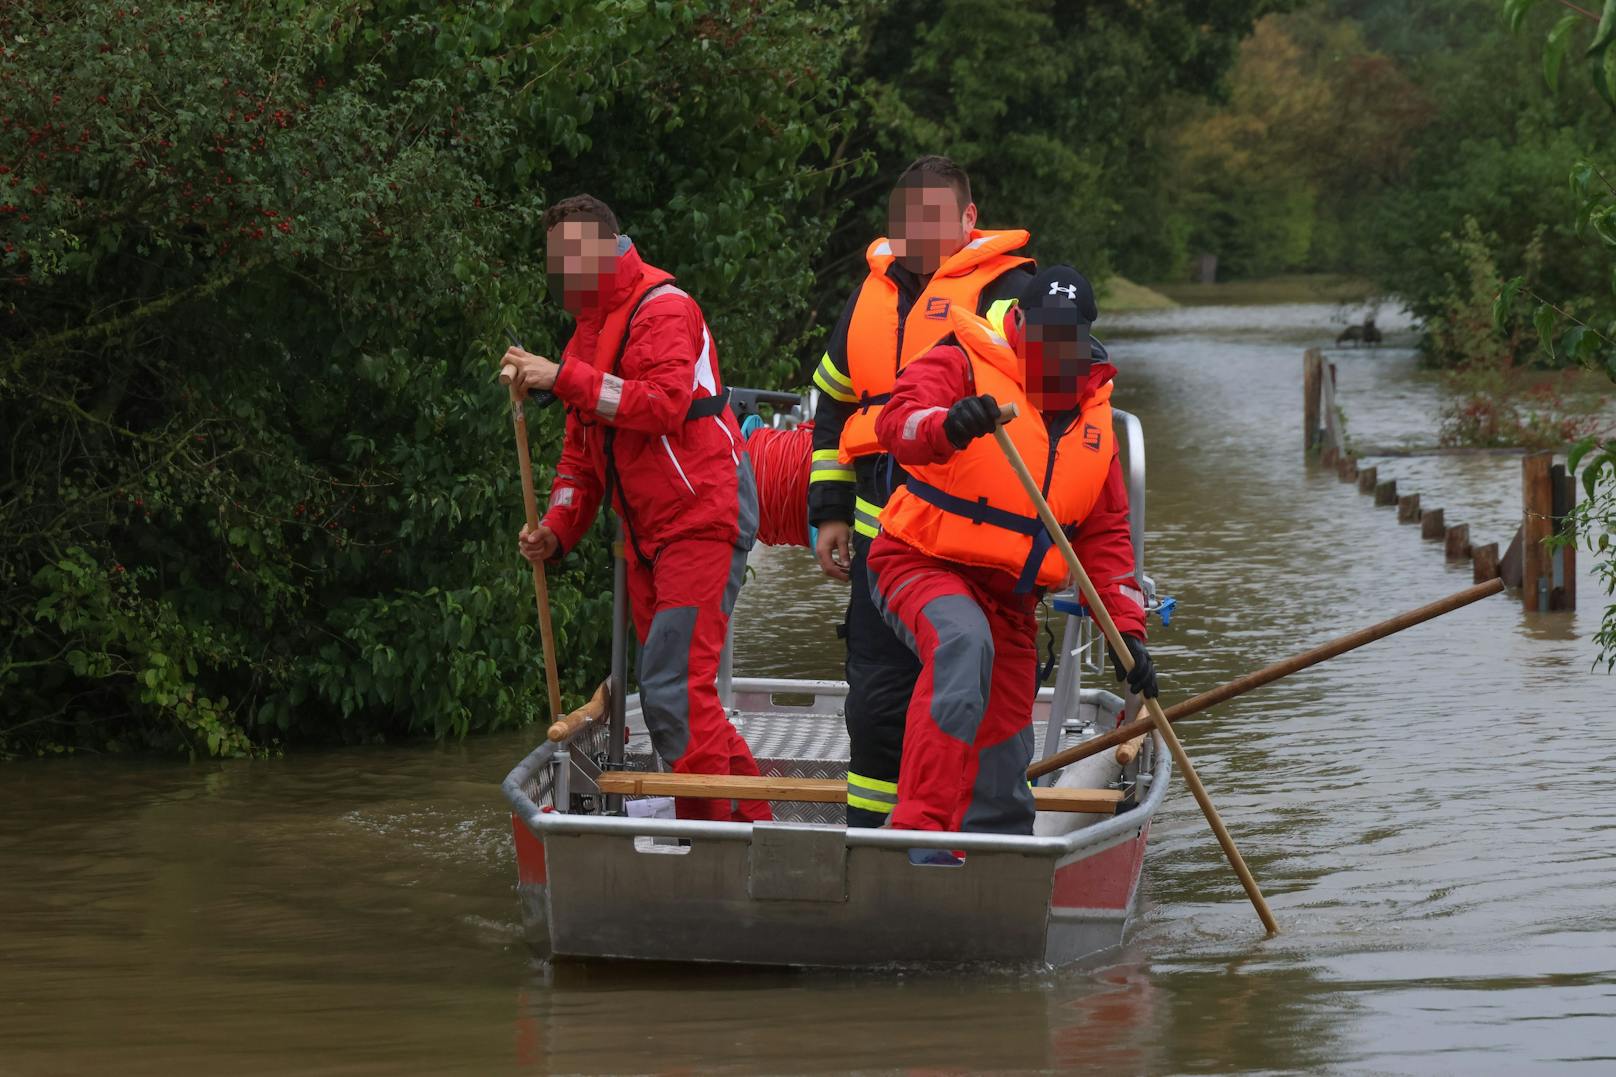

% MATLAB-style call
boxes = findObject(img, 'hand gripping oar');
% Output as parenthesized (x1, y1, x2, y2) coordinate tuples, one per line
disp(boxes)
(992, 403, 1280, 936)
(505, 329, 558, 409)
(1029, 577, 1505, 780)
(499, 354, 564, 724)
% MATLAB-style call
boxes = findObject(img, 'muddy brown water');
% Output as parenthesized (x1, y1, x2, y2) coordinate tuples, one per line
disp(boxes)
(4, 302, 1614, 1075)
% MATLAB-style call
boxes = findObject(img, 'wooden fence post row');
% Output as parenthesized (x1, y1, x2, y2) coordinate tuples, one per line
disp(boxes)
(1302, 353, 1574, 610)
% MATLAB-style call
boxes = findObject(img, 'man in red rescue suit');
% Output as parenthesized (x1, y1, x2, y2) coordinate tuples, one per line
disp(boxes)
(868, 265, 1157, 858)
(808, 155, 1036, 827)
(506, 195, 771, 824)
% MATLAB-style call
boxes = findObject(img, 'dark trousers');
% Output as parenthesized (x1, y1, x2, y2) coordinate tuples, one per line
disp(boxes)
(844, 531, 923, 826)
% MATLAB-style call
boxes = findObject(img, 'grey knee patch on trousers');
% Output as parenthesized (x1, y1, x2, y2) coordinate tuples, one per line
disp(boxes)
(640, 605, 698, 763)
(916, 594, 994, 745)
(721, 542, 749, 618)
(961, 725, 1037, 834)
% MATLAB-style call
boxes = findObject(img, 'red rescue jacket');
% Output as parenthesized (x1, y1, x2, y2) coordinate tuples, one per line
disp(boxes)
(540, 241, 755, 562)
(874, 335, 1147, 638)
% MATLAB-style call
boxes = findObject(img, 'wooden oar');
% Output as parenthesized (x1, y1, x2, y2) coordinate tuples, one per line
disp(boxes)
(1029, 577, 1505, 780)
(992, 404, 1280, 935)
(501, 361, 564, 723)
(548, 679, 610, 742)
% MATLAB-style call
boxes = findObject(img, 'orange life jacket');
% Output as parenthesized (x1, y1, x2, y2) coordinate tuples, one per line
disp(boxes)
(879, 306, 1115, 592)
(838, 229, 1032, 464)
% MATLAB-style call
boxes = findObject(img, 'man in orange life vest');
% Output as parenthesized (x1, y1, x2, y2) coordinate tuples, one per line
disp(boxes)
(505, 194, 771, 824)
(869, 265, 1156, 852)
(807, 155, 1036, 827)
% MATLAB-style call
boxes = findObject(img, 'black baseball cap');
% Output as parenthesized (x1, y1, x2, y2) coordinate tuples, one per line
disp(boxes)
(1018, 265, 1098, 325)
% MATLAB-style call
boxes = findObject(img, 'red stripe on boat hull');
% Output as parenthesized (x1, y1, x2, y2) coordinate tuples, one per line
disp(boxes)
(1051, 824, 1149, 912)
(511, 813, 547, 886)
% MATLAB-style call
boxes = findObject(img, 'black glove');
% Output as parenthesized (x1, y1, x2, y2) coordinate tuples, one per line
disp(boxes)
(942, 394, 1000, 450)
(1107, 633, 1158, 699)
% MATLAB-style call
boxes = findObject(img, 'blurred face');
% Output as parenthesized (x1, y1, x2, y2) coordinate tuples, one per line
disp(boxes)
(1011, 307, 1094, 413)
(888, 181, 977, 276)
(545, 218, 619, 314)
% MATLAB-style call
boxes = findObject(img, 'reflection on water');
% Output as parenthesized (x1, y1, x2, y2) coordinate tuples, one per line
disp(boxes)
(4, 303, 1614, 1074)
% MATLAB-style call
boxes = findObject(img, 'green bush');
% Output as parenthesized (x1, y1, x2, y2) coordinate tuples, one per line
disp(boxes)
(0, 0, 852, 757)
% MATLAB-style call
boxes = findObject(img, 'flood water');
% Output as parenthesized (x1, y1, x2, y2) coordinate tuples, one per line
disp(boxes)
(4, 301, 1614, 1075)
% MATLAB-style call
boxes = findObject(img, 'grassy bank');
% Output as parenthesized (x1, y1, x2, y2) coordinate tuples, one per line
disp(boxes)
(1153, 274, 1377, 306)
(1101, 276, 1178, 312)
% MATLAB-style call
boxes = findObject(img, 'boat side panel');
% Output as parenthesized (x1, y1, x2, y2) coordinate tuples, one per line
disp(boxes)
(541, 833, 1057, 966)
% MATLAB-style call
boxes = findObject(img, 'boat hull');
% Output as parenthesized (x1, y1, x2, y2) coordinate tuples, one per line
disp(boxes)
(503, 679, 1167, 968)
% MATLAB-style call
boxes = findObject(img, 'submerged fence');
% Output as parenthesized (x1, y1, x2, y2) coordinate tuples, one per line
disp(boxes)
(1302, 349, 1576, 612)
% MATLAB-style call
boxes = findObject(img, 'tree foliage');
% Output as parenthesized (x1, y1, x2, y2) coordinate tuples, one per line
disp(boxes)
(0, 0, 1281, 758)
(1497, 0, 1616, 666)
(0, 0, 854, 757)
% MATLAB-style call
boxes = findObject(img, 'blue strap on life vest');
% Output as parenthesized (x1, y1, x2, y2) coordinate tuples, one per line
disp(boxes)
(902, 479, 1074, 594)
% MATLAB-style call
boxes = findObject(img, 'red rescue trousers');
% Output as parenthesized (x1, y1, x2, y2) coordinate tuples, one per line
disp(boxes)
(865, 533, 1039, 834)
(628, 537, 772, 823)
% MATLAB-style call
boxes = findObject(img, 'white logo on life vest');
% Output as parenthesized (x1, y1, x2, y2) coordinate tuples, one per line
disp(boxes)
(1049, 282, 1079, 299)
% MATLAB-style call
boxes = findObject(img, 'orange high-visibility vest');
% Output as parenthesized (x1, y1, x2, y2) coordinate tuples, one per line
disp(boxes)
(838, 229, 1032, 464)
(878, 306, 1115, 592)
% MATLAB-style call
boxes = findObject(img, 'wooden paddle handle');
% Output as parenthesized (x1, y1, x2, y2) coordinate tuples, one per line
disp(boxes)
(992, 420, 1280, 936)
(509, 381, 564, 723)
(1027, 575, 1505, 780)
(500, 363, 518, 386)
(548, 680, 610, 742)
(1115, 733, 1146, 765)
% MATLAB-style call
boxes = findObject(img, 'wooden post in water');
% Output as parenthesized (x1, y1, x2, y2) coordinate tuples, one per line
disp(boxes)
(1473, 542, 1500, 582)
(1374, 479, 1398, 507)
(1420, 507, 1445, 540)
(1397, 493, 1421, 523)
(1522, 452, 1554, 612)
(1445, 523, 1471, 562)
(1499, 526, 1524, 588)
(1303, 350, 1324, 454)
(1358, 465, 1378, 495)
(1549, 462, 1576, 611)
(1336, 454, 1358, 481)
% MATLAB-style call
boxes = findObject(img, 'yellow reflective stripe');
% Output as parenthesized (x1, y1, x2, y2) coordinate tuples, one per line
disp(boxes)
(811, 449, 855, 484)
(847, 793, 896, 813)
(847, 772, 898, 794)
(810, 464, 854, 484)
(854, 496, 882, 536)
(816, 353, 853, 392)
(985, 297, 1016, 336)
(813, 367, 857, 403)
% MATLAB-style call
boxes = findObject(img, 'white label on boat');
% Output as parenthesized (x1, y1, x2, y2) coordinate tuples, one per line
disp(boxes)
(626, 797, 676, 820)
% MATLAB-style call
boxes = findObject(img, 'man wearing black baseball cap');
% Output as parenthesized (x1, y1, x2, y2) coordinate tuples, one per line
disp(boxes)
(865, 265, 1154, 851)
